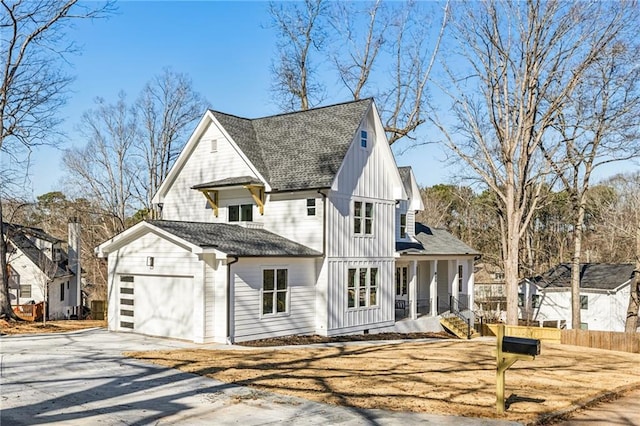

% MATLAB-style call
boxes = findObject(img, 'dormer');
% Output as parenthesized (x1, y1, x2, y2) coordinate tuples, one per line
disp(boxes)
(396, 167, 424, 240)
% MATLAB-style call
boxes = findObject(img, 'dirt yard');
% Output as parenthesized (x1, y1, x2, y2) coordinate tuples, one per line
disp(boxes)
(128, 338, 640, 424)
(0, 319, 106, 335)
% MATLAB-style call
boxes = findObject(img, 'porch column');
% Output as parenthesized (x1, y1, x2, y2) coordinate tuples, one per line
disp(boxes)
(452, 260, 459, 310)
(429, 260, 437, 317)
(409, 260, 418, 320)
(467, 259, 475, 312)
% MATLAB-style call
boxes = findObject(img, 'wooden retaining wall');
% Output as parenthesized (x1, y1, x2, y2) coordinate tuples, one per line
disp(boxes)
(561, 329, 640, 354)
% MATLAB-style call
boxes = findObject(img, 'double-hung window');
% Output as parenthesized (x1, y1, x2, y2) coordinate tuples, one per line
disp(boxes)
(229, 204, 253, 222)
(306, 198, 316, 216)
(354, 201, 373, 235)
(263, 268, 288, 315)
(360, 130, 368, 148)
(400, 214, 407, 238)
(347, 267, 378, 308)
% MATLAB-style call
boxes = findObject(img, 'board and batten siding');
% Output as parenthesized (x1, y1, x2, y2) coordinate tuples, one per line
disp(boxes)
(325, 259, 395, 333)
(231, 257, 318, 342)
(162, 121, 260, 222)
(395, 201, 416, 241)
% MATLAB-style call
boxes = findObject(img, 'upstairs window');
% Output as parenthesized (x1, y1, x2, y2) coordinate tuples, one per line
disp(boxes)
(209, 139, 218, 152)
(263, 268, 288, 315)
(19, 284, 31, 298)
(306, 198, 316, 216)
(229, 204, 253, 222)
(400, 214, 407, 238)
(354, 201, 373, 235)
(360, 130, 368, 148)
(580, 295, 589, 310)
(531, 294, 542, 309)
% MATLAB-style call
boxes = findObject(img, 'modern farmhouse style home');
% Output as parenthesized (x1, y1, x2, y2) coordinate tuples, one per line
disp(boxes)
(96, 99, 479, 343)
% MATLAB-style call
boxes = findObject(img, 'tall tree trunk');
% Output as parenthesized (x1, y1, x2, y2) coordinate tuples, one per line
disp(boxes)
(0, 201, 18, 319)
(625, 223, 640, 332)
(570, 200, 586, 329)
(504, 184, 520, 325)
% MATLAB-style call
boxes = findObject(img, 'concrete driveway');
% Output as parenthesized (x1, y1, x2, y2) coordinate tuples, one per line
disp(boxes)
(0, 328, 521, 425)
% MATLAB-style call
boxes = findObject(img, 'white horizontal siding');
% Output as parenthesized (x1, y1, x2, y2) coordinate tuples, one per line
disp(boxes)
(262, 192, 323, 252)
(326, 259, 395, 333)
(162, 121, 260, 222)
(232, 257, 317, 342)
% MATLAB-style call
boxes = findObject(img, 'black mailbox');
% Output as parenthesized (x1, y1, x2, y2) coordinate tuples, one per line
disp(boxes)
(502, 336, 540, 356)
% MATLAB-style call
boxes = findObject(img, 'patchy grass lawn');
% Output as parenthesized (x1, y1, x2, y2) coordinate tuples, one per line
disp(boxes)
(0, 319, 106, 335)
(128, 339, 640, 424)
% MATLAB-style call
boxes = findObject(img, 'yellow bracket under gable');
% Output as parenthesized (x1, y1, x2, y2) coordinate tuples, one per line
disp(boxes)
(200, 190, 219, 217)
(244, 185, 265, 215)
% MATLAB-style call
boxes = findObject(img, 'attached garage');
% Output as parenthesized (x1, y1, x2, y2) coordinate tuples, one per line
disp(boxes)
(116, 274, 194, 340)
(97, 220, 321, 344)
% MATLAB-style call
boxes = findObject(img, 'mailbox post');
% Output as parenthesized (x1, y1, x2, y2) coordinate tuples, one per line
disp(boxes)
(495, 324, 540, 414)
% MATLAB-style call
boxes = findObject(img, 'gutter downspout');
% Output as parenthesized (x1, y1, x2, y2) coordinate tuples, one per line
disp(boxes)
(317, 189, 328, 256)
(226, 255, 239, 344)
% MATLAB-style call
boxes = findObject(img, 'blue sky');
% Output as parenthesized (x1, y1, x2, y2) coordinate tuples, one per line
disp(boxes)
(27, 1, 455, 198)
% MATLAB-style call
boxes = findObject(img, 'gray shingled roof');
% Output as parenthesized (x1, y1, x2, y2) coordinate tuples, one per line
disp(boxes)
(192, 176, 262, 190)
(210, 99, 373, 191)
(529, 263, 635, 291)
(396, 222, 480, 256)
(398, 167, 412, 200)
(148, 220, 321, 257)
(2, 223, 70, 278)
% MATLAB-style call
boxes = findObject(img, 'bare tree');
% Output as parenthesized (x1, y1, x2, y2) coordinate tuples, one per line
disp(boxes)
(269, 0, 327, 111)
(136, 68, 207, 215)
(430, 0, 630, 324)
(64, 93, 139, 235)
(0, 0, 113, 319)
(542, 35, 640, 329)
(598, 173, 640, 332)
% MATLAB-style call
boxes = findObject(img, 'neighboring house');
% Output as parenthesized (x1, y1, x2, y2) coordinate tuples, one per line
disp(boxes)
(520, 263, 636, 331)
(4, 222, 82, 320)
(473, 263, 506, 321)
(96, 99, 480, 344)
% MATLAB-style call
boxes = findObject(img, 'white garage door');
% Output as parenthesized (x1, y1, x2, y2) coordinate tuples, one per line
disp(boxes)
(118, 275, 194, 340)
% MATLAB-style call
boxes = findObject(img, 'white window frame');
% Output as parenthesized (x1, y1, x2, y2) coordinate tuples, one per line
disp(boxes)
(360, 129, 368, 148)
(228, 203, 253, 222)
(396, 266, 408, 296)
(458, 265, 463, 292)
(261, 267, 289, 316)
(209, 138, 218, 153)
(306, 198, 316, 216)
(400, 213, 407, 238)
(580, 295, 588, 310)
(347, 267, 379, 309)
(353, 200, 373, 236)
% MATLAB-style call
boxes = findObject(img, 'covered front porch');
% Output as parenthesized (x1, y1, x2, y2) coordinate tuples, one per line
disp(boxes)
(393, 257, 475, 321)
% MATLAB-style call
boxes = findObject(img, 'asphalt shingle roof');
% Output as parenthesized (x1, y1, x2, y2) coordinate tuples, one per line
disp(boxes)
(210, 98, 373, 191)
(192, 176, 262, 190)
(396, 222, 480, 256)
(147, 220, 322, 257)
(398, 167, 413, 200)
(529, 263, 635, 291)
(2, 223, 70, 278)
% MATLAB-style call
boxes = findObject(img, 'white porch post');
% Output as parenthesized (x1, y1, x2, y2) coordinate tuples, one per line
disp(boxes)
(409, 260, 418, 320)
(430, 260, 437, 317)
(452, 260, 459, 310)
(467, 259, 475, 312)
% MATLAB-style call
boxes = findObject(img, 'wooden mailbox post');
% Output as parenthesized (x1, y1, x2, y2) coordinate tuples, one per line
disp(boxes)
(494, 324, 540, 414)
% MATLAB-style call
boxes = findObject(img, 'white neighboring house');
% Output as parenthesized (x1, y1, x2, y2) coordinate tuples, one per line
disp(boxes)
(4, 222, 82, 320)
(96, 99, 480, 344)
(519, 263, 636, 332)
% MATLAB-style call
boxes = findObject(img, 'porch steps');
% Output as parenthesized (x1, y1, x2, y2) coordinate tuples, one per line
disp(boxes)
(440, 315, 479, 340)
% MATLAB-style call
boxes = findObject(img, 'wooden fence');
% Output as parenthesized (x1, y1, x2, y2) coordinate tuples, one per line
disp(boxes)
(561, 329, 640, 354)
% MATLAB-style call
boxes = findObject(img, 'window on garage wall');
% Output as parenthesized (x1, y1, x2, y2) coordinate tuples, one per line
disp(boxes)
(263, 268, 288, 315)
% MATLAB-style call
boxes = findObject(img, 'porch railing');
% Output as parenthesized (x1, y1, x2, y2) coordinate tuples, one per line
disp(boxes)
(443, 295, 475, 339)
(13, 302, 45, 322)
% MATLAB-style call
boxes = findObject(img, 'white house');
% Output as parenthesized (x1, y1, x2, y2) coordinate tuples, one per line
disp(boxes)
(96, 99, 480, 343)
(519, 263, 636, 331)
(4, 222, 82, 320)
